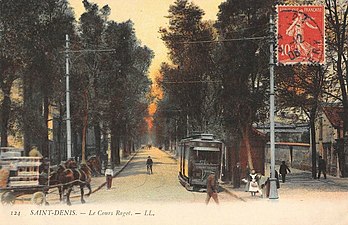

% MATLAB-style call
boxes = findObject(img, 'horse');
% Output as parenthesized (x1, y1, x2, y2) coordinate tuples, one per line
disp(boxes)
(48, 164, 67, 202)
(87, 155, 102, 176)
(49, 159, 92, 205)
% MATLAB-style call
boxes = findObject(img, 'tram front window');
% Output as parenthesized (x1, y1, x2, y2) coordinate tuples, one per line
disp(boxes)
(193, 150, 219, 164)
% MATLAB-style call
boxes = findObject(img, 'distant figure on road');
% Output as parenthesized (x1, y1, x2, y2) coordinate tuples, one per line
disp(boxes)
(205, 172, 219, 205)
(105, 164, 113, 190)
(146, 156, 153, 174)
(279, 161, 291, 183)
(29, 146, 42, 157)
(317, 156, 327, 179)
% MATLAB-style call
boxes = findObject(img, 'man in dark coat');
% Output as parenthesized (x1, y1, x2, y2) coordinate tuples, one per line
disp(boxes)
(205, 172, 219, 205)
(317, 156, 327, 179)
(279, 161, 291, 183)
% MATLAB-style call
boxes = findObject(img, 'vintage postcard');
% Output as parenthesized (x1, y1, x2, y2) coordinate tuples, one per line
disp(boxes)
(1, 1, 348, 225)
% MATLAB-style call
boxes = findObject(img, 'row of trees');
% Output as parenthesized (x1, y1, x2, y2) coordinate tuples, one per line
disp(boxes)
(154, 0, 348, 179)
(0, 0, 153, 165)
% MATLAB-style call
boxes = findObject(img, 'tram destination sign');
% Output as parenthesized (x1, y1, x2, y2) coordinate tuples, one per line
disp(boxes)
(276, 5, 325, 65)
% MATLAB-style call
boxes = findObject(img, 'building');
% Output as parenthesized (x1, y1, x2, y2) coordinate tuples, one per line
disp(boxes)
(315, 105, 344, 177)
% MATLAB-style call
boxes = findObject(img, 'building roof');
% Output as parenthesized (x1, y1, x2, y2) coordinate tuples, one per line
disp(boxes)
(322, 106, 344, 129)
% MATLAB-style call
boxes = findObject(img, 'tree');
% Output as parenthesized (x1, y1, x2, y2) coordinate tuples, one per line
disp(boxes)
(325, 0, 348, 134)
(74, 0, 110, 163)
(277, 65, 327, 178)
(0, 0, 75, 156)
(158, 0, 219, 145)
(215, 0, 273, 175)
(0, 0, 32, 147)
(102, 20, 152, 165)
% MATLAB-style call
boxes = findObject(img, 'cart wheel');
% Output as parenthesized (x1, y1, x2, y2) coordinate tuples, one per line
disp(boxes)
(31, 192, 46, 205)
(1, 191, 16, 205)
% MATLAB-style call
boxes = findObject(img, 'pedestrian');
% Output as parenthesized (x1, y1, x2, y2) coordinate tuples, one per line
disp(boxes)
(317, 156, 327, 179)
(105, 164, 113, 190)
(248, 169, 260, 196)
(146, 156, 153, 174)
(279, 161, 291, 183)
(205, 171, 219, 205)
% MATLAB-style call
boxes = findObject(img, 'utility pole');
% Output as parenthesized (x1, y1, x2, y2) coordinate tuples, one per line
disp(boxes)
(269, 14, 279, 199)
(65, 34, 72, 160)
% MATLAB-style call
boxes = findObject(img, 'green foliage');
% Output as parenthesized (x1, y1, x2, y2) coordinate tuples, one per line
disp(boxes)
(0, 0, 75, 150)
(158, 0, 220, 140)
(0, 0, 153, 159)
(215, 0, 273, 135)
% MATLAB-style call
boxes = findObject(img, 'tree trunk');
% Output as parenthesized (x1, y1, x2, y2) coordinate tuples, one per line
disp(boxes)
(122, 136, 128, 158)
(101, 128, 108, 155)
(42, 95, 49, 157)
(310, 109, 317, 179)
(123, 122, 129, 158)
(94, 124, 101, 156)
(23, 74, 32, 155)
(73, 131, 80, 161)
(242, 126, 254, 170)
(116, 136, 121, 165)
(0, 88, 11, 147)
(56, 103, 63, 163)
(231, 137, 241, 186)
(128, 140, 132, 153)
(111, 127, 120, 165)
(81, 91, 89, 164)
(223, 144, 231, 182)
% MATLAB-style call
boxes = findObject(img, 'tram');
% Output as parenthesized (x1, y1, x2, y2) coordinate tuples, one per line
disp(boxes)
(178, 133, 223, 191)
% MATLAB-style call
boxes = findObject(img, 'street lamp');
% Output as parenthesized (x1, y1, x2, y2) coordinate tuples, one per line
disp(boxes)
(268, 14, 279, 199)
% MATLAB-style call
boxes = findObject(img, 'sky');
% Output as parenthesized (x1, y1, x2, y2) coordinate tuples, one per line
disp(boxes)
(69, 0, 223, 81)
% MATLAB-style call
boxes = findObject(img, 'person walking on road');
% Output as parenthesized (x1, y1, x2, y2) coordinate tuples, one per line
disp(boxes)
(279, 161, 291, 183)
(205, 172, 219, 205)
(317, 156, 327, 179)
(146, 156, 153, 174)
(105, 164, 113, 190)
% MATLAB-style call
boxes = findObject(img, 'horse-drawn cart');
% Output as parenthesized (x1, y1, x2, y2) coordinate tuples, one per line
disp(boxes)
(0, 147, 49, 205)
(1, 184, 49, 205)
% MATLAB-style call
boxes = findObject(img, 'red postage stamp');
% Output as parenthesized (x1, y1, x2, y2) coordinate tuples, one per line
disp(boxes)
(277, 5, 325, 65)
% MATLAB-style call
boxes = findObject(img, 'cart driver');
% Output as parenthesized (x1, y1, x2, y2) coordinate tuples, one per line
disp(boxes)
(29, 146, 42, 157)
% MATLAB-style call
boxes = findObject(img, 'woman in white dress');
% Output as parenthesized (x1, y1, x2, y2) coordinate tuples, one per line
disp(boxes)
(248, 169, 260, 196)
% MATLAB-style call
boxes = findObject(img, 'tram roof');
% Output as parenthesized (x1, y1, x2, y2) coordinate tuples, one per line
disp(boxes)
(180, 133, 222, 143)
